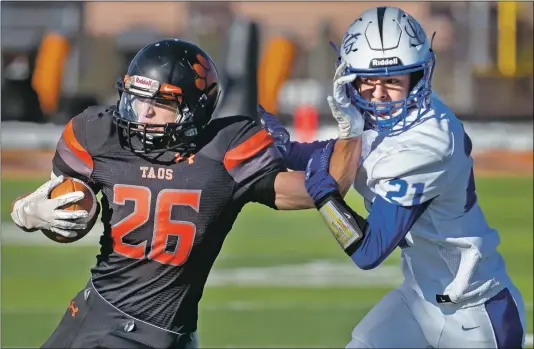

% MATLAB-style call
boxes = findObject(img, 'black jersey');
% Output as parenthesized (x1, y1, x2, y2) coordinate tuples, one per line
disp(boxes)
(52, 106, 285, 332)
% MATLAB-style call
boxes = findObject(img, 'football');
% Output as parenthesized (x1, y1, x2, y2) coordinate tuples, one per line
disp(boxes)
(42, 177, 98, 243)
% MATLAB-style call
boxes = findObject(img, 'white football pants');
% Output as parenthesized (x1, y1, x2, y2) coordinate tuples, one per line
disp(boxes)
(346, 282, 525, 348)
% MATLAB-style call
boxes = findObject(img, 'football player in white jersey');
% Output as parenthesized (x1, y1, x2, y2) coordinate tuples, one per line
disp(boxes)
(260, 6, 526, 349)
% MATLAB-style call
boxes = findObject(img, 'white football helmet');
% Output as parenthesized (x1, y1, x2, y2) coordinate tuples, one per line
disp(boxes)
(338, 6, 436, 131)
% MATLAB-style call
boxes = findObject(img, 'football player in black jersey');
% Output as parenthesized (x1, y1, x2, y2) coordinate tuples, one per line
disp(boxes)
(11, 39, 364, 349)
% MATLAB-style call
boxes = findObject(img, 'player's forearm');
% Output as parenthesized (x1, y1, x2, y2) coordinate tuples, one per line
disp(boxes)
(274, 171, 315, 210)
(273, 138, 361, 210)
(285, 140, 334, 170)
(315, 193, 430, 270)
(328, 138, 362, 197)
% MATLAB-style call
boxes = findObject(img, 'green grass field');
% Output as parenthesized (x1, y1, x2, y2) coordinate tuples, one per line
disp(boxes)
(1, 176, 533, 348)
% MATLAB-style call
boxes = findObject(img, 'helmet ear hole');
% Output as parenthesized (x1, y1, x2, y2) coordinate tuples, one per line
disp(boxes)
(409, 70, 425, 91)
(351, 79, 359, 91)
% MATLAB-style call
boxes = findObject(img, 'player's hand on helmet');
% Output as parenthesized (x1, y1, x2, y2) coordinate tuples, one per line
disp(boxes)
(258, 104, 291, 156)
(327, 61, 365, 139)
(305, 141, 339, 204)
(10, 175, 89, 238)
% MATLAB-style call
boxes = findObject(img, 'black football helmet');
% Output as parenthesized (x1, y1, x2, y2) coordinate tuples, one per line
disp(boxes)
(114, 38, 221, 154)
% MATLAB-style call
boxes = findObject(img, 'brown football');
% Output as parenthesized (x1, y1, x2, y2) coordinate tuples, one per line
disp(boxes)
(42, 177, 98, 243)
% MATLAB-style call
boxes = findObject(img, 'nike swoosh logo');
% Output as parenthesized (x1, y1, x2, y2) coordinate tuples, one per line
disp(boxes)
(161, 85, 181, 93)
(462, 325, 480, 331)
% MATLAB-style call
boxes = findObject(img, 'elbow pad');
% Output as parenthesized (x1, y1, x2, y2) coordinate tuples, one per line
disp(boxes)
(315, 191, 368, 255)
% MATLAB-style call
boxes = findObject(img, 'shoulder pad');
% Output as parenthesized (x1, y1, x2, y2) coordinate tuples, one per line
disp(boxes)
(198, 115, 260, 161)
(75, 105, 118, 156)
(371, 150, 449, 206)
(380, 117, 454, 162)
(83, 105, 115, 121)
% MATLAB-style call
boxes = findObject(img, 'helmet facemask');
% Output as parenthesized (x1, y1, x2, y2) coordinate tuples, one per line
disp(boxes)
(346, 52, 435, 132)
(114, 75, 205, 155)
(336, 6, 437, 133)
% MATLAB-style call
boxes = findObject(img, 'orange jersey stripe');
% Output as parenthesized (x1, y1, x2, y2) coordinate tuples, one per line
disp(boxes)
(224, 129, 274, 171)
(63, 120, 94, 170)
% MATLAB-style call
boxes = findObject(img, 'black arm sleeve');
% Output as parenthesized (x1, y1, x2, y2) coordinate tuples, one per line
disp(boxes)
(247, 170, 283, 209)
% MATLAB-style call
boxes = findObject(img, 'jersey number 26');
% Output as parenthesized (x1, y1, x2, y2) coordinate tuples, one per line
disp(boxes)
(112, 184, 201, 266)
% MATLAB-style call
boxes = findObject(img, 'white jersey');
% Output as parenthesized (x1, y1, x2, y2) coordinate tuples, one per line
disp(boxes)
(353, 94, 510, 307)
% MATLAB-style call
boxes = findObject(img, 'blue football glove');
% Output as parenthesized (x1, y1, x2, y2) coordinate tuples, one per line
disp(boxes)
(258, 105, 291, 156)
(305, 141, 339, 205)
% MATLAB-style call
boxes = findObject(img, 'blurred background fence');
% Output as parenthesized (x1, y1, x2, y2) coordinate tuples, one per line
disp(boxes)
(1, 1, 533, 126)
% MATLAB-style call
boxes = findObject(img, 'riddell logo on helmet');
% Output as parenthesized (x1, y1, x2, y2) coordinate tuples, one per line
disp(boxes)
(125, 75, 160, 96)
(369, 57, 402, 68)
(135, 77, 153, 86)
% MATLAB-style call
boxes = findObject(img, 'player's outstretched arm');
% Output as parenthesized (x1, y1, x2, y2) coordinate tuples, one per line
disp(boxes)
(286, 140, 335, 171)
(259, 104, 334, 171)
(246, 61, 364, 210)
(258, 60, 364, 173)
(270, 61, 366, 209)
(305, 147, 445, 269)
(274, 137, 361, 210)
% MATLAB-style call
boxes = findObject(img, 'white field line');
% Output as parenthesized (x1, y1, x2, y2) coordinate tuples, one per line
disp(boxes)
(2, 223, 403, 288)
(205, 260, 402, 288)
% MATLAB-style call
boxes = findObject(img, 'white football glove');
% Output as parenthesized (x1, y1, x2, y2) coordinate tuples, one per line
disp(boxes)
(10, 175, 89, 238)
(327, 61, 365, 139)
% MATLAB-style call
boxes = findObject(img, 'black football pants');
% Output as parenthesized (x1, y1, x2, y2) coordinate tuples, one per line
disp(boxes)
(41, 279, 198, 349)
